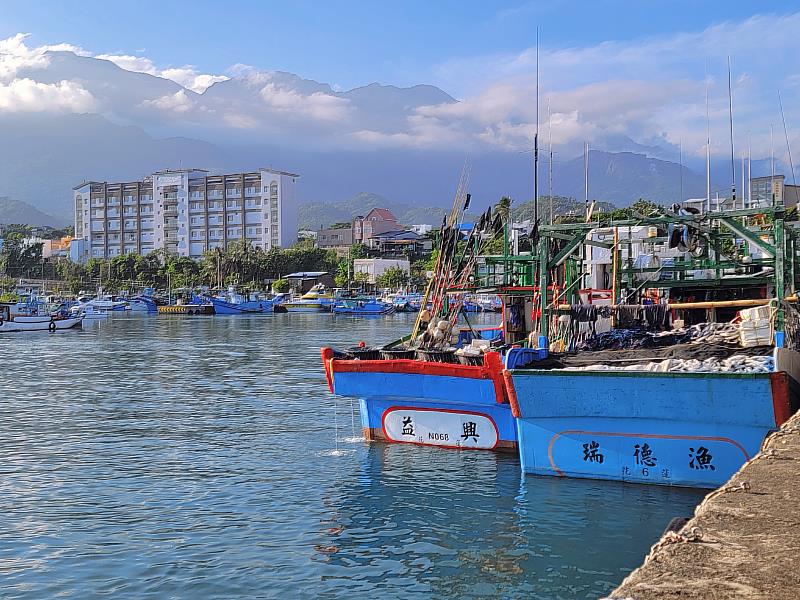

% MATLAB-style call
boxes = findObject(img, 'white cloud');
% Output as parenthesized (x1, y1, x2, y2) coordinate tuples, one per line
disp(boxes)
(96, 53, 157, 75)
(259, 82, 350, 121)
(0, 77, 96, 112)
(417, 12, 800, 159)
(95, 54, 227, 92)
(0, 33, 52, 80)
(161, 68, 227, 93)
(141, 90, 194, 113)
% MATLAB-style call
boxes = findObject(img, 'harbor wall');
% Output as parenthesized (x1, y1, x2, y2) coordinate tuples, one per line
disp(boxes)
(607, 409, 800, 599)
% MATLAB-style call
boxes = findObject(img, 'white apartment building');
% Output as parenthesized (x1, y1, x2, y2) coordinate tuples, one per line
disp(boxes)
(73, 167, 299, 262)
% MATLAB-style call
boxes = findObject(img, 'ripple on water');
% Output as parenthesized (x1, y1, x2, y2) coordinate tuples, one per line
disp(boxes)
(0, 313, 705, 599)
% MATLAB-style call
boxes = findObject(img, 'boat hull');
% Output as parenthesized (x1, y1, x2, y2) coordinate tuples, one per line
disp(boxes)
(0, 315, 83, 332)
(208, 297, 275, 314)
(283, 301, 330, 312)
(321, 349, 517, 451)
(508, 368, 793, 488)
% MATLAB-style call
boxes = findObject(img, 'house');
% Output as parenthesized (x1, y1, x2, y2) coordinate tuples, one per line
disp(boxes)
(316, 226, 354, 256)
(365, 229, 431, 256)
(353, 208, 400, 243)
(353, 258, 410, 284)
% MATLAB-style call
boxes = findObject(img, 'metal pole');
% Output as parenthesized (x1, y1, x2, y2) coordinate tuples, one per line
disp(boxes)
(548, 97, 553, 225)
(727, 56, 736, 203)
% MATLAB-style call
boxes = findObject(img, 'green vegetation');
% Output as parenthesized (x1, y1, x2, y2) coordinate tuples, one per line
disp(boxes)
(272, 278, 290, 293)
(0, 239, 340, 294)
(375, 266, 410, 289)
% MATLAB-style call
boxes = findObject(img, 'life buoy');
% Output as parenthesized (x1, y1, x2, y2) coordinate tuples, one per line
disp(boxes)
(48, 320, 57, 332)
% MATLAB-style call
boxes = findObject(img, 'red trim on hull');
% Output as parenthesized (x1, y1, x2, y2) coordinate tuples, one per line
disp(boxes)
(770, 371, 792, 427)
(320, 347, 334, 392)
(325, 350, 511, 405)
(331, 358, 487, 378)
(484, 352, 507, 404)
(502, 370, 521, 418)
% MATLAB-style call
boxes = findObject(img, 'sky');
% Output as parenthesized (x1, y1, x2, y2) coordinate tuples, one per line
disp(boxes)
(2, 0, 799, 93)
(1, 1, 800, 166)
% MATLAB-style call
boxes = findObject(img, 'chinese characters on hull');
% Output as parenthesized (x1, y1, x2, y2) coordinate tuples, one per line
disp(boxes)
(401, 416, 414, 436)
(582, 441, 604, 463)
(689, 446, 715, 470)
(462, 421, 479, 443)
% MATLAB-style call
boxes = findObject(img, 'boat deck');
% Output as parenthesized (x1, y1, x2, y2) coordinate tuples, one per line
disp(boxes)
(608, 409, 800, 600)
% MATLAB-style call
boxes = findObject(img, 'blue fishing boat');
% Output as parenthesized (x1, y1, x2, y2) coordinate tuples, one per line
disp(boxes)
(206, 288, 278, 314)
(322, 348, 517, 450)
(129, 295, 158, 313)
(332, 299, 395, 316)
(321, 196, 800, 488)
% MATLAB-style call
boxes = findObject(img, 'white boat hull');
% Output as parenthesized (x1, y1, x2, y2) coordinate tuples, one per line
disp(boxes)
(0, 315, 84, 332)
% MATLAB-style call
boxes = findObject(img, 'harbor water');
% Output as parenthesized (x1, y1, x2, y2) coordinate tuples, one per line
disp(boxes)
(0, 314, 705, 599)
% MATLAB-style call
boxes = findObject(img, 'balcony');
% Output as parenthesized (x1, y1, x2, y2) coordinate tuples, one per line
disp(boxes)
(163, 192, 178, 200)
(245, 187, 259, 197)
(207, 191, 223, 199)
(163, 208, 178, 217)
(140, 195, 153, 202)
(226, 189, 242, 198)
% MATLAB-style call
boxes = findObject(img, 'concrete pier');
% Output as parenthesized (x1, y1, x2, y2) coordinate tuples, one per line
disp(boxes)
(608, 411, 800, 600)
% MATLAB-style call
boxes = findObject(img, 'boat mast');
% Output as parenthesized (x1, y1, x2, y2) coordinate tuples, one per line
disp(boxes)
(727, 56, 736, 206)
(779, 89, 797, 188)
(548, 96, 553, 225)
(705, 65, 711, 212)
(747, 135, 752, 207)
(771, 124, 776, 206)
(679, 139, 684, 203)
(584, 141, 589, 216)
(533, 28, 540, 226)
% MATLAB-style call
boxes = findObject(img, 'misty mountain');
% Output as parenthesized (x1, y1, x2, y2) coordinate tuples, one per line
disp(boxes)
(0, 45, 747, 223)
(0, 196, 67, 226)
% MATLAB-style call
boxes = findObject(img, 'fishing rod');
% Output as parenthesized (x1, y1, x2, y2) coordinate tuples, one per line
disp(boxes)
(410, 161, 470, 343)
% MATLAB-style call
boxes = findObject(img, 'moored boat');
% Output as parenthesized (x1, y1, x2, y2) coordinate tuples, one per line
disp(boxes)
(282, 284, 335, 312)
(0, 305, 83, 332)
(331, 299, 395, 316)
(205, 288, 278, 314)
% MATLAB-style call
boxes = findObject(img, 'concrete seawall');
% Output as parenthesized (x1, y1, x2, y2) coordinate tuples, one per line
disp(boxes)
(608, 411, 800, 600)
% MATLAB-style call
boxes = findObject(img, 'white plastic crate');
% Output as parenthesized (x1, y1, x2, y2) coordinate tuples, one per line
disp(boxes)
(739, 318, 773, 347)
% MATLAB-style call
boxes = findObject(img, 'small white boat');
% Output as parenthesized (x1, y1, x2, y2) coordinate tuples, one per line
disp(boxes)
(0, 306, 83, 332)
(70, 304, 109, 319)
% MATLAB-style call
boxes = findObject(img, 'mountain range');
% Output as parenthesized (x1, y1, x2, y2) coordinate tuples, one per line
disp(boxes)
(0, 44, 772, 225)
(0, 196, 67, 226)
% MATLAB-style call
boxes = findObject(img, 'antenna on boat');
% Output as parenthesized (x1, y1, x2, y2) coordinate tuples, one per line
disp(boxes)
(533, 27, 540, 226)
(679, 139, 684, 203)
(584, 141, 589, 217)
(747, 134, 752, 208)
(548, 96, 553, 225)
(727, 56, 737, 205)
(705, 62, 711, 212)
(779, 89, 797, 188)
(771, 124, 776, 206)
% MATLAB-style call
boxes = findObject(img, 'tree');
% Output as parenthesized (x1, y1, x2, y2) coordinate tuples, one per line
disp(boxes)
(0, 233, 43, 277)
(272, 278, 290, 293)
(375, 266, 409, 289)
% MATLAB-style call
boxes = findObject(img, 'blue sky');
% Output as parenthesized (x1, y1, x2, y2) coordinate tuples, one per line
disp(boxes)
(3, 0, 800, 93)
